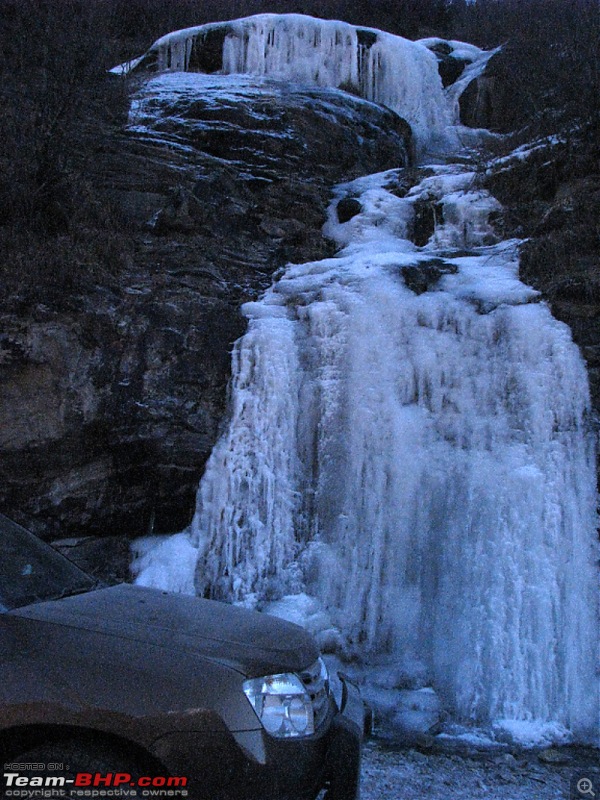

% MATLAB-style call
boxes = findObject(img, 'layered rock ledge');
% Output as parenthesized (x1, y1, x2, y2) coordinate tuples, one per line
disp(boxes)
(0, 74, 410, 546)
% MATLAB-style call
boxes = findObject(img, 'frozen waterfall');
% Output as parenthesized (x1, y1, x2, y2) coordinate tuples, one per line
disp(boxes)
(115, 14, 495, 154)
(129, 16, 599, 745)
(134, 163, 599, 743)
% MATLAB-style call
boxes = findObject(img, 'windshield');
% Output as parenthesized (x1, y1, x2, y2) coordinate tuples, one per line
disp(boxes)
(0, 514, 98, 610)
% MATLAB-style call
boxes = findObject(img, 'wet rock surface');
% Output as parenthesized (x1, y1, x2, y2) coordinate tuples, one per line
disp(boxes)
(0, 75, 410, 543)
(460, 73, 499, 128)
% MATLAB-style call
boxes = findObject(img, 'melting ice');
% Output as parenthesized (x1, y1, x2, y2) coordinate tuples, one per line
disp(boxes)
(129, 15, 599, 744)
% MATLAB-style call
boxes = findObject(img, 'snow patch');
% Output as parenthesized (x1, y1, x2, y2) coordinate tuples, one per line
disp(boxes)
(131, 532, 197, 595)
(263, 593, 343, 652)
(493, 720, 574, 748)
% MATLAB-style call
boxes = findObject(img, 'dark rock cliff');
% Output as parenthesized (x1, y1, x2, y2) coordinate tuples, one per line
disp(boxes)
(0, 75, 411, 549)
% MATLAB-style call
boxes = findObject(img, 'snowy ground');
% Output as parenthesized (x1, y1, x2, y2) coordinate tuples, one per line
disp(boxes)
(361, 739, 600, 800)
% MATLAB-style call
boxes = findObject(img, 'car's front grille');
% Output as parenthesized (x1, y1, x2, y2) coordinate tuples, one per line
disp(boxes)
(299, 659, 330, 730)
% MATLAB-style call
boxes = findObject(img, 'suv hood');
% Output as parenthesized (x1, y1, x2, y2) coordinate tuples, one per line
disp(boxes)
(10, 583, 318, 676)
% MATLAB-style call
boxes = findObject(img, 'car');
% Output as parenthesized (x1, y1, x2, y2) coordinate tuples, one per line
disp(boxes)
(0, 513, 365, 799)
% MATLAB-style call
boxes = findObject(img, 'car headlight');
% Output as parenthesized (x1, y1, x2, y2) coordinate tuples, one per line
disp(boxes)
(243, 673, 315, 738)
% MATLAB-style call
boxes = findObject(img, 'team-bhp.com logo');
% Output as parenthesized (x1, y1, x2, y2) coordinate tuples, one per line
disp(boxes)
(3, 769, 188, 797)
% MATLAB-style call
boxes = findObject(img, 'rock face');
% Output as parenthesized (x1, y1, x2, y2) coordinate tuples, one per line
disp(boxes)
(459, 73, 500, 129)
(424, 40, 469, 88)
(484, 134, 600, 486)
(0, 74, 410, 546)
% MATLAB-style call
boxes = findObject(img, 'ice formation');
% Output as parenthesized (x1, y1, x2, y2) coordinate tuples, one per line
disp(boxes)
(114, 14, 494, 154)
(134, 162, 598, 742)
(129, 17, 599, 744)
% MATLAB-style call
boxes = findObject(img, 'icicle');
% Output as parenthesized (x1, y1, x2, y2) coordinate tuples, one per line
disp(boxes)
(121, 14, 491, 154)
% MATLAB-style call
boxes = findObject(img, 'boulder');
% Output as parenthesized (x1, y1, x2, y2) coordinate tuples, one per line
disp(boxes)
(401, 259, 458, 295)
(336, 197, 363, 223)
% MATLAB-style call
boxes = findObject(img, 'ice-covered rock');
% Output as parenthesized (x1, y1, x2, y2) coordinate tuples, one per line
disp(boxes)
(114, 14, 495, 155)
